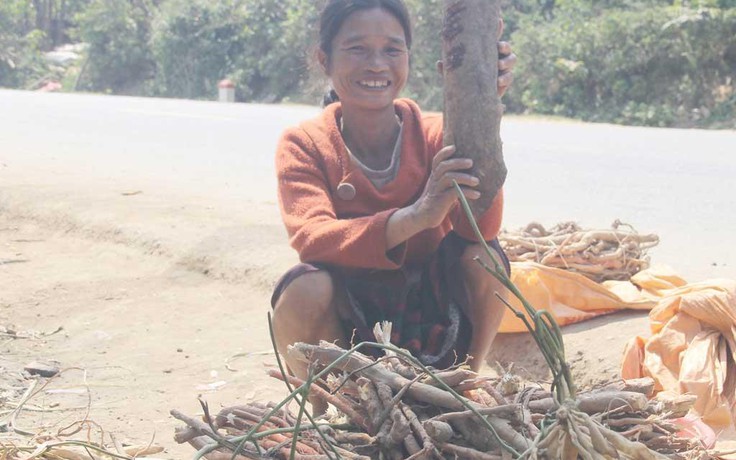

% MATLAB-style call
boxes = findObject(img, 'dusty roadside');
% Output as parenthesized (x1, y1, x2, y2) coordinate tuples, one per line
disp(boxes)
(3, 91, 735, 457)
(0, 186, 660, 458)
(0, 196, 291, 458)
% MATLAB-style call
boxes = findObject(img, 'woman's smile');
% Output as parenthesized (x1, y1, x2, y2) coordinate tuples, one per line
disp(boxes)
(356, 79, 392, 90)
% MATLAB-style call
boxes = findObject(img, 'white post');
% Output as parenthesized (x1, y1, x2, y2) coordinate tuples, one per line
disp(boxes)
(218, 79, 235, 103)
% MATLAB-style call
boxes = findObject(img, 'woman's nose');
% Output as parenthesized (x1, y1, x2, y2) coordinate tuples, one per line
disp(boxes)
(366, 51, 388, 71)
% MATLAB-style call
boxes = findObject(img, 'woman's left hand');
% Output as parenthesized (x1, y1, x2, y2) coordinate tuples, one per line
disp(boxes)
(497, 19, 516, 97)
(497, 40, 516, 97)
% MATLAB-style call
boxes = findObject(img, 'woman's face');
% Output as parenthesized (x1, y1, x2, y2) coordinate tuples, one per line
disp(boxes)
(321, 8, 409, 112)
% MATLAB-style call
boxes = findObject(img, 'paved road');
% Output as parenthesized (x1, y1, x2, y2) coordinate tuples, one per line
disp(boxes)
(2, 89, 735, 281)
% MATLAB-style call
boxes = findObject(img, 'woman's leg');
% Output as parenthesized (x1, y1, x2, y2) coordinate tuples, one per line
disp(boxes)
(459, 243, 509, 372)
(271, 270, 349, 413)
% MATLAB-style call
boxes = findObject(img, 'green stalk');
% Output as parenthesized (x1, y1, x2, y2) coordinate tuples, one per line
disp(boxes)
(267, 312, 342, 460)
(289, 368, 311, 460)
(452, 181, 576, 403)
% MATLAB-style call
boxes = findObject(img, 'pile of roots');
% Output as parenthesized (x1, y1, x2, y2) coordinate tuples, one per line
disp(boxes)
(172, 340, 707, 460)
(172, 201, 705, 459)
(498, 220, 660, 282)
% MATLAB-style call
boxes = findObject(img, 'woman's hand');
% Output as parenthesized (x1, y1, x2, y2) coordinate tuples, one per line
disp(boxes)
(497, 18, 517, 97)
(498, 40, 516, 97)
(385, 145, 478, 250)
(410, 145, 480, 230)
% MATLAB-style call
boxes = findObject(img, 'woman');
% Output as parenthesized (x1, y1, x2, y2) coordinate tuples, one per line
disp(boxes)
(271, 0, 516, 411)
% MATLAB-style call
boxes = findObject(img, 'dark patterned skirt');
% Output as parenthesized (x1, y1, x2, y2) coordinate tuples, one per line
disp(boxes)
(271, 232, 510, 369)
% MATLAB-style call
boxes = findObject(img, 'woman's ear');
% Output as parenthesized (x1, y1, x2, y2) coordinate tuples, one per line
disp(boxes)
(317, 49, 330, 74)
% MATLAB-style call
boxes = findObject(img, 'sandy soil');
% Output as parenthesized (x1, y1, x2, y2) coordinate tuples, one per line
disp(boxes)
(0, 183, 674, 459)
(2, 92, 734, 457)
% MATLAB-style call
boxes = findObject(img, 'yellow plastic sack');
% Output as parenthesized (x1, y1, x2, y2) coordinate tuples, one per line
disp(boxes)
(499, 261, 736, 430)
(621, 276, 736, 428)
(499, 261, 655, 333)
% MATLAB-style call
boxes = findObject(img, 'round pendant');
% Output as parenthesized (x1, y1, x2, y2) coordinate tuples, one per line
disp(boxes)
(336, 182, 356, 201)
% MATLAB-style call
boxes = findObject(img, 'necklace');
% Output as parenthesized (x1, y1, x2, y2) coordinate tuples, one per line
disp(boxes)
(339, 114, 402, 169)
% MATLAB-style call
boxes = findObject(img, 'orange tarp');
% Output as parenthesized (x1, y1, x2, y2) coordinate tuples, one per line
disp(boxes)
(621, 277, 736, 429)
(500, 262, 736, 431)
(499, 261, 656, 334)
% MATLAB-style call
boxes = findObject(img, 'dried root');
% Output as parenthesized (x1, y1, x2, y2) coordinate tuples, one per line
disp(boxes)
(499, 220, 659, 282)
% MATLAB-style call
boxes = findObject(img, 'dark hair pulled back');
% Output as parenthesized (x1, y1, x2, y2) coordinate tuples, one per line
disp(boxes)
(319, 0, 412, 106)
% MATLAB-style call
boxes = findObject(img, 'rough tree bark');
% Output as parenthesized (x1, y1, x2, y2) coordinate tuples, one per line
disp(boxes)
(442, 0, 507, 218)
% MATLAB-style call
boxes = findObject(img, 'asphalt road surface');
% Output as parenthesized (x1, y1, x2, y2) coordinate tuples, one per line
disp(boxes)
(2, 89, 735, 281)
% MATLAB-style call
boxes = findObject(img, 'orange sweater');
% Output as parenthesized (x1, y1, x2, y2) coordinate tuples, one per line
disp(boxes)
(275, 98, 504, 270)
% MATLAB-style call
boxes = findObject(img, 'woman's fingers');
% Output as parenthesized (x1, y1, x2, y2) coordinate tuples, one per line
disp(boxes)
(498, 41, 512, 58)
(426, 146, 480, 211)
(496, 41, 516, 97)
(434, 158, 473, 180)
(498, 43, 516, 71)
(436, 185, 480, 201)
(438, 172, 478, 190)
(498, 71, 514, 97)
(432, 145, 457, 169)
(460, 186, 481, 200)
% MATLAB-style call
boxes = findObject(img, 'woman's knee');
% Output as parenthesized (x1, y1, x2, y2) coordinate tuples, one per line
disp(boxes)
(461, 243, 503, 278)
(274, 270, 339, 322)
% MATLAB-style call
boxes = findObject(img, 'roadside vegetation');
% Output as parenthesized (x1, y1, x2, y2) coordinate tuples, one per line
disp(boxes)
(1, 0, 734, 128)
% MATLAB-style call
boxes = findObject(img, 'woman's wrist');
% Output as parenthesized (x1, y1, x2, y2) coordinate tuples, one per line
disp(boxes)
(386, 204, 426, 250)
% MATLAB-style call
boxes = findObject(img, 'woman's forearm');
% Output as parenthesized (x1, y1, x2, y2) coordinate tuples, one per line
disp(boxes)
(385, 205, 426, 251)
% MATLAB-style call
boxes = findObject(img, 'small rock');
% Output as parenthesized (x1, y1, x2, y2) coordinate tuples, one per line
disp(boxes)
(24, 362, 60, 378)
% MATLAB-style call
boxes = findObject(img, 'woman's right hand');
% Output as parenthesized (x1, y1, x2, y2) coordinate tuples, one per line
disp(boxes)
(411, 145, 480, 230)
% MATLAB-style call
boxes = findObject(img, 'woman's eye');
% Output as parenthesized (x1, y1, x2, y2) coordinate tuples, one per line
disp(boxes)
(348, 46, 365, 53)
(386, 48, 404, 56)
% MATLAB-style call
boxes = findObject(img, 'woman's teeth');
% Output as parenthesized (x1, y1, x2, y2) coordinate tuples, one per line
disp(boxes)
(359, 80, 390, 88)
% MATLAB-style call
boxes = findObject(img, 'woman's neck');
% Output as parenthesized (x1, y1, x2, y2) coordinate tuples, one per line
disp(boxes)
(340, 104, 401, 170)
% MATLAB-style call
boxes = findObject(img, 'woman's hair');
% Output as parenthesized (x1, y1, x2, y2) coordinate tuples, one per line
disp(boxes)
(319, 0, 413, 106)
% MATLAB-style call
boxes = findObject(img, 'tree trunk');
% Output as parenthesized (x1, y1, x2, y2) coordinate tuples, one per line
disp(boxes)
(441, 0, 506, 218)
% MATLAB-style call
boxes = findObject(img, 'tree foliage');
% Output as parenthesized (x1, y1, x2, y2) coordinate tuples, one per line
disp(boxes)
(74, 0, 156, 94)
(508, 4, 736, 126)
(149, 0, 320, 101)
(0, 1, 46, 88)
(1, 0, 734, 127)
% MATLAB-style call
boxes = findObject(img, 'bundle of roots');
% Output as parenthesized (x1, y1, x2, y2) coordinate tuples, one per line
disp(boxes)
(498, 220, 659, 282)
(171, 341, 707, 459)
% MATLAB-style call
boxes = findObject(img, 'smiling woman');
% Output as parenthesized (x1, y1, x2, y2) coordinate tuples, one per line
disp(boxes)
(268, 0, 516, 414)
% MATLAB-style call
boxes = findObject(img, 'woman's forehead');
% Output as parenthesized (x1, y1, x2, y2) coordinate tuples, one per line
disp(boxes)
(336, 8, 407, 44)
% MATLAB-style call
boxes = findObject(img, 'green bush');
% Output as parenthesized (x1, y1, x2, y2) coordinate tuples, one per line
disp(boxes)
(150, 0, 245, 99)
(2, 0, 734, 127)
(508, 5, 736, 126)
(151, 0, 319, 102)
(0, 1, 49, 88)
(74, 0, 155, 94)
(230, 0, 320, 103)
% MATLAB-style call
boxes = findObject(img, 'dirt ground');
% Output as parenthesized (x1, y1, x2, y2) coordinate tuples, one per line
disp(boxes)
(3, 185, 712, 459)
(1, 90, 734, 456)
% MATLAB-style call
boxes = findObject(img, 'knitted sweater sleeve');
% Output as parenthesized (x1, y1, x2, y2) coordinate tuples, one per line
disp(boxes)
(275, 128, 406, 270)
(422, 113, 505, 242)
